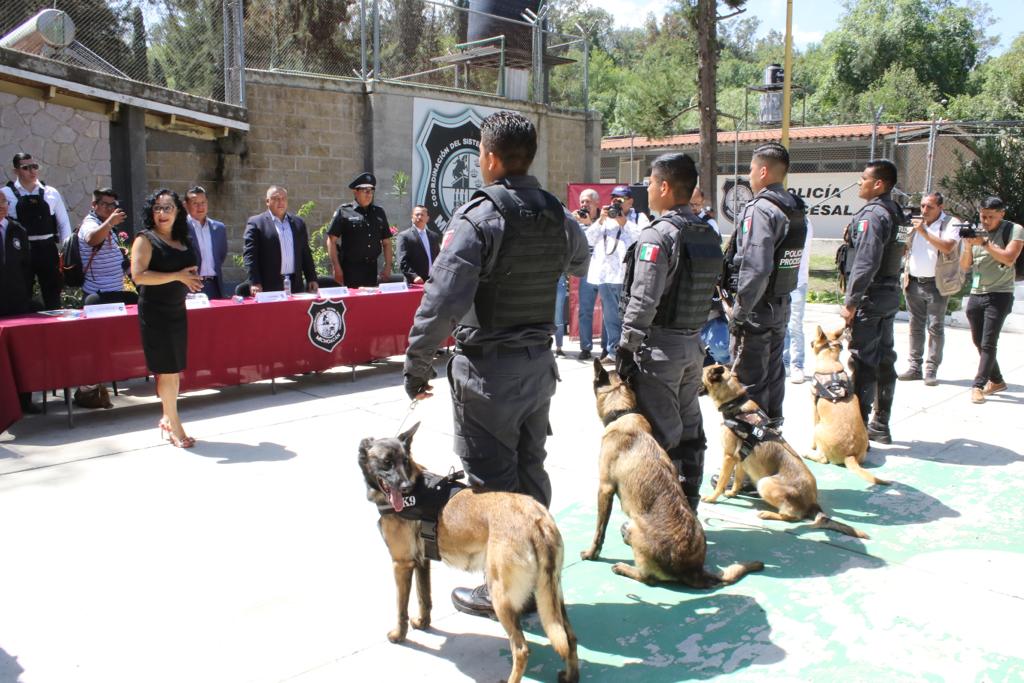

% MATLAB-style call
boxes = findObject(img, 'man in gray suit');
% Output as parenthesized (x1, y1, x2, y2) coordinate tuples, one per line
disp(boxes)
(185, 186, 229, 298)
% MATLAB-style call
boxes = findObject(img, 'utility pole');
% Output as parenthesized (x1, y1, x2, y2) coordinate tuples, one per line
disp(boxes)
(780, 0, 794, 153)
(696, 0, 718, 209)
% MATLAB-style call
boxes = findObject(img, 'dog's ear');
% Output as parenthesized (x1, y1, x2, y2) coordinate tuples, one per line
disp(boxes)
(358, 437, 374, 465)
(397, 421, 420, 452)
(814, 325, 826, 344)
(593, 358, 610, 387)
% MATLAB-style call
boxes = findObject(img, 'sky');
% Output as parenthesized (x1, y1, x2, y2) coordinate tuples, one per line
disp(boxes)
(586, 0, 1018, 56)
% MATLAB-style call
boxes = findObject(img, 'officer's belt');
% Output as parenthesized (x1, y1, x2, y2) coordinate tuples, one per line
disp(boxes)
(28, 234, 57, 242)
(812, 371, 853, 404)
(455, 342, 551, 360)
(377, 469, 466, 562)
(717, 395, 782, 460)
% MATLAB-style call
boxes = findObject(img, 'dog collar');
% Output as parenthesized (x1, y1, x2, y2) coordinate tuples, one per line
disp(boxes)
(812, 371, 853, 403)
(717, 395, 749, 418)
(602, 408, 641, 427)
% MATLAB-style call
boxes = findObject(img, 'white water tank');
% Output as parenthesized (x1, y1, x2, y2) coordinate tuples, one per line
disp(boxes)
(0, 10, 76, 56)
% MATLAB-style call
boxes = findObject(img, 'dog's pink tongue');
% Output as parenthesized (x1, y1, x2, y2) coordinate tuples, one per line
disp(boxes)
(389, 486, 405, 513)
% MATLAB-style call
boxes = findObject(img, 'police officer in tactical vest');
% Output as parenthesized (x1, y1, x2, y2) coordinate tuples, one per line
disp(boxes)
(403, 110, 590, 618)
(729, 142, 807, 424)
(839, 160, 910, 444)
(1, 153, 72, 310)
(616, 152, 722, 511)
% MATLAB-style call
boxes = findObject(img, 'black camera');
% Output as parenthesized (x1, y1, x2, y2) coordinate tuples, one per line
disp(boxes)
(575, 207, 590, 219)
(957, 223, 982, 239)
(605, 204, 620, 219)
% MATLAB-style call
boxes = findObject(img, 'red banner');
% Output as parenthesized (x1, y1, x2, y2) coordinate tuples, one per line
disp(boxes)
(0, 289, 427, 431)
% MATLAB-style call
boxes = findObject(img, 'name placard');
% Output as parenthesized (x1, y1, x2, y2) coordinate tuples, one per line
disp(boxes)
(185, 293, 210, 309)
(83, 302, 127, 318)
(318, 286, 349, 299)
(254, 290, 288, 303)
(379, 281, 409, 294)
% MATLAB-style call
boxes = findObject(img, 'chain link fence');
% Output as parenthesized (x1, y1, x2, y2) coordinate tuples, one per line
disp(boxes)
(1, 1, 245, 105)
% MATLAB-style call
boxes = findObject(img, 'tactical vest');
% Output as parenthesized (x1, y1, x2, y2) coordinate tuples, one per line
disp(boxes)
(621, 211, 722, 331)
(460, 183, 567, 329)
(7, 182, 57, 239)
(756, 190, 808, 297)
(376, 470, 467, 562)
(848, 198, 911, 280)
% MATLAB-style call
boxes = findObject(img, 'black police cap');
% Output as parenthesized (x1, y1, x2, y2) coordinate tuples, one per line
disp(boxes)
(349, 172, 377, 190)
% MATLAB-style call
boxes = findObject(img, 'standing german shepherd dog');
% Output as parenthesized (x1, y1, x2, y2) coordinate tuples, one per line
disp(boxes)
(583, 360, 764, 586)
(359, 422, 579, 683)
(702, 364, 870, 539)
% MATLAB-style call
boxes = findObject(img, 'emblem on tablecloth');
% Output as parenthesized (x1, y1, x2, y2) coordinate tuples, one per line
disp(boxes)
(307, 299, 346, 352)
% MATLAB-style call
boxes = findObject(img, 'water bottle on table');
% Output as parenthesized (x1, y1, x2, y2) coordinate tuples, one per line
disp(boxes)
(283, 275, 292, 298)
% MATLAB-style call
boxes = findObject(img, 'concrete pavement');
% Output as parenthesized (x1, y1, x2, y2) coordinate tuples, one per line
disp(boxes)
(1, 305, 1022, 683)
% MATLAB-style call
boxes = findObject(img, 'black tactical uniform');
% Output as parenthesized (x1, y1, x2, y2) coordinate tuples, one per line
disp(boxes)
(5, 182, 62, 309)
(730, 183, 808, 421)
(404, 175, 589, 507)
(843, 192, 911, 429)
(0, 217, 33, 317)
(619, 205, 722, 509)
(327, 202, 391, 287)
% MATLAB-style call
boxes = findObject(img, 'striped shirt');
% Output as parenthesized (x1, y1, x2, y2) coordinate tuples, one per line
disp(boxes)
(79, 213, 126, 294)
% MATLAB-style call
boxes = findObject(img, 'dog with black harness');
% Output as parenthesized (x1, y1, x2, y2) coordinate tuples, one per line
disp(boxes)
(702, 364, 870, 538)
(803, 325, 891, 485)
(359, 421, 579, 683)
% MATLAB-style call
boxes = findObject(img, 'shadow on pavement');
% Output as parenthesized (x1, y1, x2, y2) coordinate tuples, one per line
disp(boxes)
(523, 593, 784, 681)
(187, 441, 297, 464)
(816, 481, 960, 526)
(891, 438, 1023, 466)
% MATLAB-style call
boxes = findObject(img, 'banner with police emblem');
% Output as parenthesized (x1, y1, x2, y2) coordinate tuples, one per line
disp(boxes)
(412, 98, 502, 234)
(307, 299, 347, 353)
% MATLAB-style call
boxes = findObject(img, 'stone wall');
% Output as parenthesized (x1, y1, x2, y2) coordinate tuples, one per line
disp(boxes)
(0, 93, 110, 226)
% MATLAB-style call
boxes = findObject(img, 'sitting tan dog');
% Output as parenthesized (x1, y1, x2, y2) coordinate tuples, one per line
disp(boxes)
(582, 360, 764, 586)
(805, 325, 890, 485)
(702, 364, 868, 539)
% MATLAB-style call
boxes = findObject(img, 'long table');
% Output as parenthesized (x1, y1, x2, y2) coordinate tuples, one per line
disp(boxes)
(0, 289, 426, 432)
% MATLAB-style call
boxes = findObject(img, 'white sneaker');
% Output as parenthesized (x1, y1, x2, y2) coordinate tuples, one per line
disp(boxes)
(790, 366, 805, 384)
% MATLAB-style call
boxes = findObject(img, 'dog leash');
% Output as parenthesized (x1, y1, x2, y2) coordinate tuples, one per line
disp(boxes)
(395, 399, 419, 436)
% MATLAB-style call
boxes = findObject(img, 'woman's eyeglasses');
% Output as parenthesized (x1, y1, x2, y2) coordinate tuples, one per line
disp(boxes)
(152, 205, 176, 214)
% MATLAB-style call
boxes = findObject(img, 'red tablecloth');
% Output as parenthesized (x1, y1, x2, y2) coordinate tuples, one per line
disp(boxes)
(0, 289, 426, 432)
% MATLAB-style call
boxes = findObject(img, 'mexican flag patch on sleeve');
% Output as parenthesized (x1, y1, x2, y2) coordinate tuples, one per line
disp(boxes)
(857, 219, 869, 234)
(638, 243, 660, 262)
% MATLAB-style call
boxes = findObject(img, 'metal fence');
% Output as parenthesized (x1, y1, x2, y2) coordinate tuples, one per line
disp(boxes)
(244, 0, 589, 108)
(0, 0, 245, 105)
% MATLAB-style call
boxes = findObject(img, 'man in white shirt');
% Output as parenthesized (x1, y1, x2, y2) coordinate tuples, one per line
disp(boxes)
(185, 186, 229, 298)
(899, 192, 961, 386)
(587, 197, 639, 360)
(784, 215, 814, 383)
(575, 188, 604, 359)
(1, 153, 72, 309)
(611, 185, 651, 228)
(690, 186, 720, 234)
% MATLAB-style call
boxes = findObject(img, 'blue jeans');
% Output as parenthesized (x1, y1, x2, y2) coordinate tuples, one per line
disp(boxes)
(554, 275, 567, 349)
(597, 283, 623, 353)
(784, 283, 808, 369)
(700, 315, 731, 364)
(578, 280, 604, 352)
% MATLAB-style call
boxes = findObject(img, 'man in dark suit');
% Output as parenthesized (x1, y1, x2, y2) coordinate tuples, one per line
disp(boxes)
(0, 193, 41, 413)
(185, 186, 229, 298)
(396, 204, 440, 284)
(242, 186, 318, 295)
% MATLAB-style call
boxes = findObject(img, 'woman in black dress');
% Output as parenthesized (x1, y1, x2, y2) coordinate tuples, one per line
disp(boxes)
(130, 189, 202, 448)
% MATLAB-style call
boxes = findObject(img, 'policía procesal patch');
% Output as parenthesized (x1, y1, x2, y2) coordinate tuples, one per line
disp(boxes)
(638, 243, 660, 262)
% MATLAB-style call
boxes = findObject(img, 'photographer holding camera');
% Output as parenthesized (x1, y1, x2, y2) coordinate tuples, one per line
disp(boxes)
(958, 196, 1023, 404)
(584, 188, 640, 359)
(575, 188, 605, 359)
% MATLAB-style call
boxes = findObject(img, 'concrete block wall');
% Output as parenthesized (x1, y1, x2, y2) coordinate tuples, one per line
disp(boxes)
(0, 93, 111, 228)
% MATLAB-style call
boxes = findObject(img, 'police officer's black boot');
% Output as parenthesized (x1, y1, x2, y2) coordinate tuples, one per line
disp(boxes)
(867, 382, 895, 444)
(669, 439, 709, 511)
(452, 584, 494, 619)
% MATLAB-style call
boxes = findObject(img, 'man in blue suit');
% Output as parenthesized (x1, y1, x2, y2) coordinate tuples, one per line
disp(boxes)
(185, 186, 229, 299)
(243, 185, 318, 295)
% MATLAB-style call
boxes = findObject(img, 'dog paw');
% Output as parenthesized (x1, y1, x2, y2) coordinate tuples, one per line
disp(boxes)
(701, 495, 719, 504)
(756, 511, 775, 520)
(410, 616, 430, 631)
(724, 490, 738, 498)
(580, 548, 598, 561)
(387, 628, 407, 643)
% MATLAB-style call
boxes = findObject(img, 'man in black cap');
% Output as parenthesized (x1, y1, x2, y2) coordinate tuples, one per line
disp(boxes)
(608, 184, 650, 228)
(326, 172, 393, 287)
(403, 110, 589, 618)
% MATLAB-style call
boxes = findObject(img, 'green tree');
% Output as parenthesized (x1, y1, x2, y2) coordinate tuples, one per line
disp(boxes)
(946, 33, 1024, 120)
(941, 130, 1024, 224)
(130, 5, 149, 82)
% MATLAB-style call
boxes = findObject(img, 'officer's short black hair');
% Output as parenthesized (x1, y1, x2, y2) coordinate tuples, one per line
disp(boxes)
(650, 153, 699, 204)
(752, 142, 790, 173)
(865, 160, 898, 191)
(92, 187, 118, 201)
(480, 111, 536, 174)
(980, 196, 1005, 211)
(12, 152, 32, 168)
